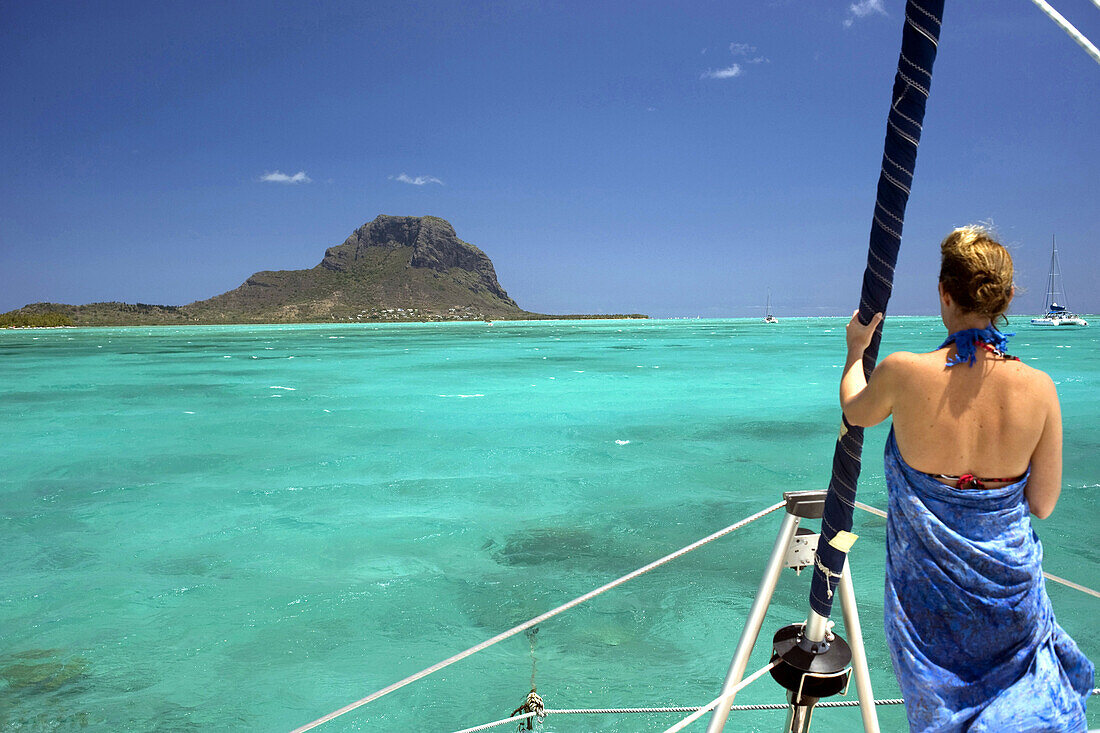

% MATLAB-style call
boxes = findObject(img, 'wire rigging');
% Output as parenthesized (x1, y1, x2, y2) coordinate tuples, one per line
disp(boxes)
(1029, 0, 1100, 64)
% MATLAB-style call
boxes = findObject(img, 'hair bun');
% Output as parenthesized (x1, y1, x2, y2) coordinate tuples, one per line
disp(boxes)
(939, 226, 1014, 322)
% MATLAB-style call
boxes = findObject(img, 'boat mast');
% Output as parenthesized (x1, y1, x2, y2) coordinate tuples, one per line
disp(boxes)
(1046, 235, 1059, 309)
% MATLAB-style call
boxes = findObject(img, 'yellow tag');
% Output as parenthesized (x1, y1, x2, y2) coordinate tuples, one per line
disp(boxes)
(829, 530, 859, 553)
(838, 421, 848, 440)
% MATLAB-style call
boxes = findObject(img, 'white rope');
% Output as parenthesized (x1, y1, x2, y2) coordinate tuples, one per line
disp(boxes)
(1041, 571, 1100, 599)
(289, 501, 786, 732)
(661, 660, 780, 733)
(854, 500, 887, 519)
(451, 711, 539, 733)
(1028, 0, 1100, 64)
(454, 689, 1100, 732)
(853, 502, 1100, 599)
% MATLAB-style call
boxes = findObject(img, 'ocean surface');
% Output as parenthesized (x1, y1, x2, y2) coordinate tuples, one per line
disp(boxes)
(1, 317, 1097, 732)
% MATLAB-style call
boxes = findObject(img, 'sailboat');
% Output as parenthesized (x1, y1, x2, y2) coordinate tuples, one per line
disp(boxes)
(1030, 236, 1088, 327)
(763, 289, 778, 324)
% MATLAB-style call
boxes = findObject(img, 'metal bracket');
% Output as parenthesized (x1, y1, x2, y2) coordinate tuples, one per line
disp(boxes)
(782, 490, 827, 519)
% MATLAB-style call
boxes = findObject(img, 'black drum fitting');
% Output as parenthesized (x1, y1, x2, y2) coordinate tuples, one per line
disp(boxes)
(769, 622, 853, 703)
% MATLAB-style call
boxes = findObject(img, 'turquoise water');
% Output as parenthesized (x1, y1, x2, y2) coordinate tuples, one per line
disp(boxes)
(1, 318, 1096, 732)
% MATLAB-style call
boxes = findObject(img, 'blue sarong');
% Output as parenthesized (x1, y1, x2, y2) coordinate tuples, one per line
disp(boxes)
(884, 428, 1094, 731)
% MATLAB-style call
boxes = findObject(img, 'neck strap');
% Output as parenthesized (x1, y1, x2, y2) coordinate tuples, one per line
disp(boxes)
(939, 325, 1014, 367)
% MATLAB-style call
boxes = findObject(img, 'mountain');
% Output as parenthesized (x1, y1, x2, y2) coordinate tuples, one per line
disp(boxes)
(185, 214, 523, 323)
(5, 215, 541, 326)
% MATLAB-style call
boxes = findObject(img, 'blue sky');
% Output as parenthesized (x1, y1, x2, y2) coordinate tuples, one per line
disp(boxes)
(1, 0, 1097, 318)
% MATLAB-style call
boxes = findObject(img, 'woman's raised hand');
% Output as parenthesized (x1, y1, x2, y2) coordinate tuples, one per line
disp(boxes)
(846, 310, 884, 355)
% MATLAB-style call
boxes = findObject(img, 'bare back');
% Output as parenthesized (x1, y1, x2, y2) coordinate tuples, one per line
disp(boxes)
(841, 311, 1063, 518)
(869, 346, 1063, 517)
(892, 348, 1043, 476)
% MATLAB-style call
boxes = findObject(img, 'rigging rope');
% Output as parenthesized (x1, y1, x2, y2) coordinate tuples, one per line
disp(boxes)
(661, 660, 780, 733)
(1028, 0, 1100, 64)
(453, 689, 1100, 733)
(289, 501, 785, 732)
(526, 627, 538, 692)
(809, 0, 946, 619)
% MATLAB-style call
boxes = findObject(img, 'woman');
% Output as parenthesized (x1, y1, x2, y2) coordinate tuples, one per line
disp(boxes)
(841, 226, 1093, 731)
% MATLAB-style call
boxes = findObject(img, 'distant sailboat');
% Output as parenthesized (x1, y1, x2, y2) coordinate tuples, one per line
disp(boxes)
(1030, 237, 1088, 327)
(764, 289, 778, 324)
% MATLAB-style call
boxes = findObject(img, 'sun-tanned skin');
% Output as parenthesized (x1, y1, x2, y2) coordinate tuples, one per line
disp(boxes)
(839, 283, 1062, 519)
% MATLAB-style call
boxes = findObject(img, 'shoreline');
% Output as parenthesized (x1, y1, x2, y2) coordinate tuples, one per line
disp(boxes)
(3, 312, 1087, 331)
(0, 315, 650, 331)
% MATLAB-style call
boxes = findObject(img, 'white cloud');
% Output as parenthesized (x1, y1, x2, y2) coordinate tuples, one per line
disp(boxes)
(729, 43, 767, 62)
(845, 0, 886, 26)
(701, 64, 743, 80)
(392, 173, 443, 186)
(850, 0, 886, 16)
(260, 170, 311, 184)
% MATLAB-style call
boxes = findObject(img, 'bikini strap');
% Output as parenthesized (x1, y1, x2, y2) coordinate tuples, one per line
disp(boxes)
(979, 341, 1020, 361)
(933, 471, 1026, 489)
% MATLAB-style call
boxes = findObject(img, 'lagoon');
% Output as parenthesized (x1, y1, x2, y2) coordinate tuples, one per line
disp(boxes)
(1, 318, 1096, 731)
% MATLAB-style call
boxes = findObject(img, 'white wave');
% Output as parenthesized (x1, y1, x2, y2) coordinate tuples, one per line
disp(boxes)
(615, 439, 630, 445)
(269, 386, 296, 390)
(183, 411, 195, 414)
(437, 394, 485, 398)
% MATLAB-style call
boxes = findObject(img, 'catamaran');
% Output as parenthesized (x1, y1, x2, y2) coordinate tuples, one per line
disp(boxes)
(764, 290, 779, 324)
(1031, 236, 1088, 327)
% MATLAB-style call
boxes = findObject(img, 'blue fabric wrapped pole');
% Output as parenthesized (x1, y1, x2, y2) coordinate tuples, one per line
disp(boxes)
(883, 430, 1094, 730)
(809, 0, 946, 617)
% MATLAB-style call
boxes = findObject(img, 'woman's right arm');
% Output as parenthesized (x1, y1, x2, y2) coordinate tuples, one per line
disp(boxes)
(1025, 374, 1062, 519)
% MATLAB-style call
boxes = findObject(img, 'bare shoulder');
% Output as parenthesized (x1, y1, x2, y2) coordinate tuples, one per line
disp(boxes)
(1009, 359, 1058, 397)
(877, 350, 931, 374)
(865, 351, 925, 391)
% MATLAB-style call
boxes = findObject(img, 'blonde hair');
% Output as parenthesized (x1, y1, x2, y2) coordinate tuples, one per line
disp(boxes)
(939, 226, 1014, 322)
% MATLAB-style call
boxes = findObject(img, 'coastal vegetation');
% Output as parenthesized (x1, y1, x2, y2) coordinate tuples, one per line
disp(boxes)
(0, 311, 74, 328)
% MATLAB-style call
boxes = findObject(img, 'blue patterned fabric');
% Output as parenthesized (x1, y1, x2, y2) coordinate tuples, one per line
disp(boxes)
(884, 428, 1094, 731)
(939, 326, 1014, 367)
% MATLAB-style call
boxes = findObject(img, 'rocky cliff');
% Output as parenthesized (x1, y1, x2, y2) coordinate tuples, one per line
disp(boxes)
(319, 215, 514, 303)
